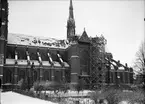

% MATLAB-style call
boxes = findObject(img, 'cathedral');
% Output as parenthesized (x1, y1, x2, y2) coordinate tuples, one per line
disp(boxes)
(0, 0, 134, 89)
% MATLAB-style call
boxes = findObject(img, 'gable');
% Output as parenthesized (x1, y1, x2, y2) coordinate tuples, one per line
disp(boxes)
(79, 31, 90, 43)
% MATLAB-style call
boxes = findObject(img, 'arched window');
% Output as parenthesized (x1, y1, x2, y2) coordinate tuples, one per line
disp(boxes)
(33, 70, 37, 82)
(30, 53, 38, 60)
(0, 79, 1, 88)
(41, 52, 48, 61)
(54, 71, 62, 82)
(43, 71, 50, 81)
(80, 49, 89, 75)
(18, 49, 27, 60)
(65, 70, 70, 83)
(19, 70, 25, 81)
(4, 69, 12, 83)
(6, 47, 15, 59)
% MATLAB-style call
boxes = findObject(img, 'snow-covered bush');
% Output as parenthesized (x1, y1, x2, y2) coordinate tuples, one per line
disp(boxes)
(17, 78, 29, 90)
(34, 81, 43, 92)
(90, 87, 145, 104)
(39, 92, 46, 99)
(34, 81, 69, 94)
(27, 87, 35, 97)
(118, 89, 145, 104)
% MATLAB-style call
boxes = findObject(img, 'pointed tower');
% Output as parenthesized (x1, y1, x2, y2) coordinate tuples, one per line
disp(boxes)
(67, 0, 75, 41)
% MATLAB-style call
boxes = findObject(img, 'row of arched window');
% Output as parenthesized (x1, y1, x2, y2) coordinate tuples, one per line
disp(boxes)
(6, 46, 67, 62)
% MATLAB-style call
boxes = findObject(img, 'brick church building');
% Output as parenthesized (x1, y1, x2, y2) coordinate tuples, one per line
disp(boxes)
(0, 0, 134, 89)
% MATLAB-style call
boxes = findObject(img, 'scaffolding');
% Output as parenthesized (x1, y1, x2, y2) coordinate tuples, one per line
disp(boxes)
(89, 35, 107, 89)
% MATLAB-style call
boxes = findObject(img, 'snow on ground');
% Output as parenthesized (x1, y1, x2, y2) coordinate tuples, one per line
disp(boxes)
(1, 91, 58, 104)
(1, 91, 95, 104)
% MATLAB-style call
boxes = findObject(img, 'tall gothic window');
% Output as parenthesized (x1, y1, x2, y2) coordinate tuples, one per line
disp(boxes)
(6, 46, 15, 59)
(30, 52, 38, 60)
(43, 71, 50, 81)
(80, 49, 89, 75)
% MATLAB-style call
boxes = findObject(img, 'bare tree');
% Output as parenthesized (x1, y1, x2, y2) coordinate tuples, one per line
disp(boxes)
(134, 41, 145, 75)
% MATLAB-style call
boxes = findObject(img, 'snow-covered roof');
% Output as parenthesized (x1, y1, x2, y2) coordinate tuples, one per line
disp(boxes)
(42, 61, 51, 66)
(30, 60, 40, 66)
(8, 33, 69, 49)
(110, 64, 115, 69)
(118, 66, 125, 70)
(112, 61, 117, 66)
(6, 59, 15, 65)
(17, 60, 27, 65)
(53, 61, 61, 67)
(64, 62, 69, 67)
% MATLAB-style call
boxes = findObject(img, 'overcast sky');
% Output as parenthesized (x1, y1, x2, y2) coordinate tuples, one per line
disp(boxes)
(8, 0, 144, 67)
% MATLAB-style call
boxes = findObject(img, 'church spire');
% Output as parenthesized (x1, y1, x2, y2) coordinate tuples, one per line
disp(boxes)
(69, 0, 74, 19)
(67, 0, 75, 41)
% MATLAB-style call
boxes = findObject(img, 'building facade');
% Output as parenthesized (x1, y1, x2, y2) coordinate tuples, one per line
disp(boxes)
(0, 0, 134, 89)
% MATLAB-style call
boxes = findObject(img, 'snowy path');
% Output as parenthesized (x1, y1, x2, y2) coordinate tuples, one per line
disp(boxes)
(1, 91, 58, 104)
